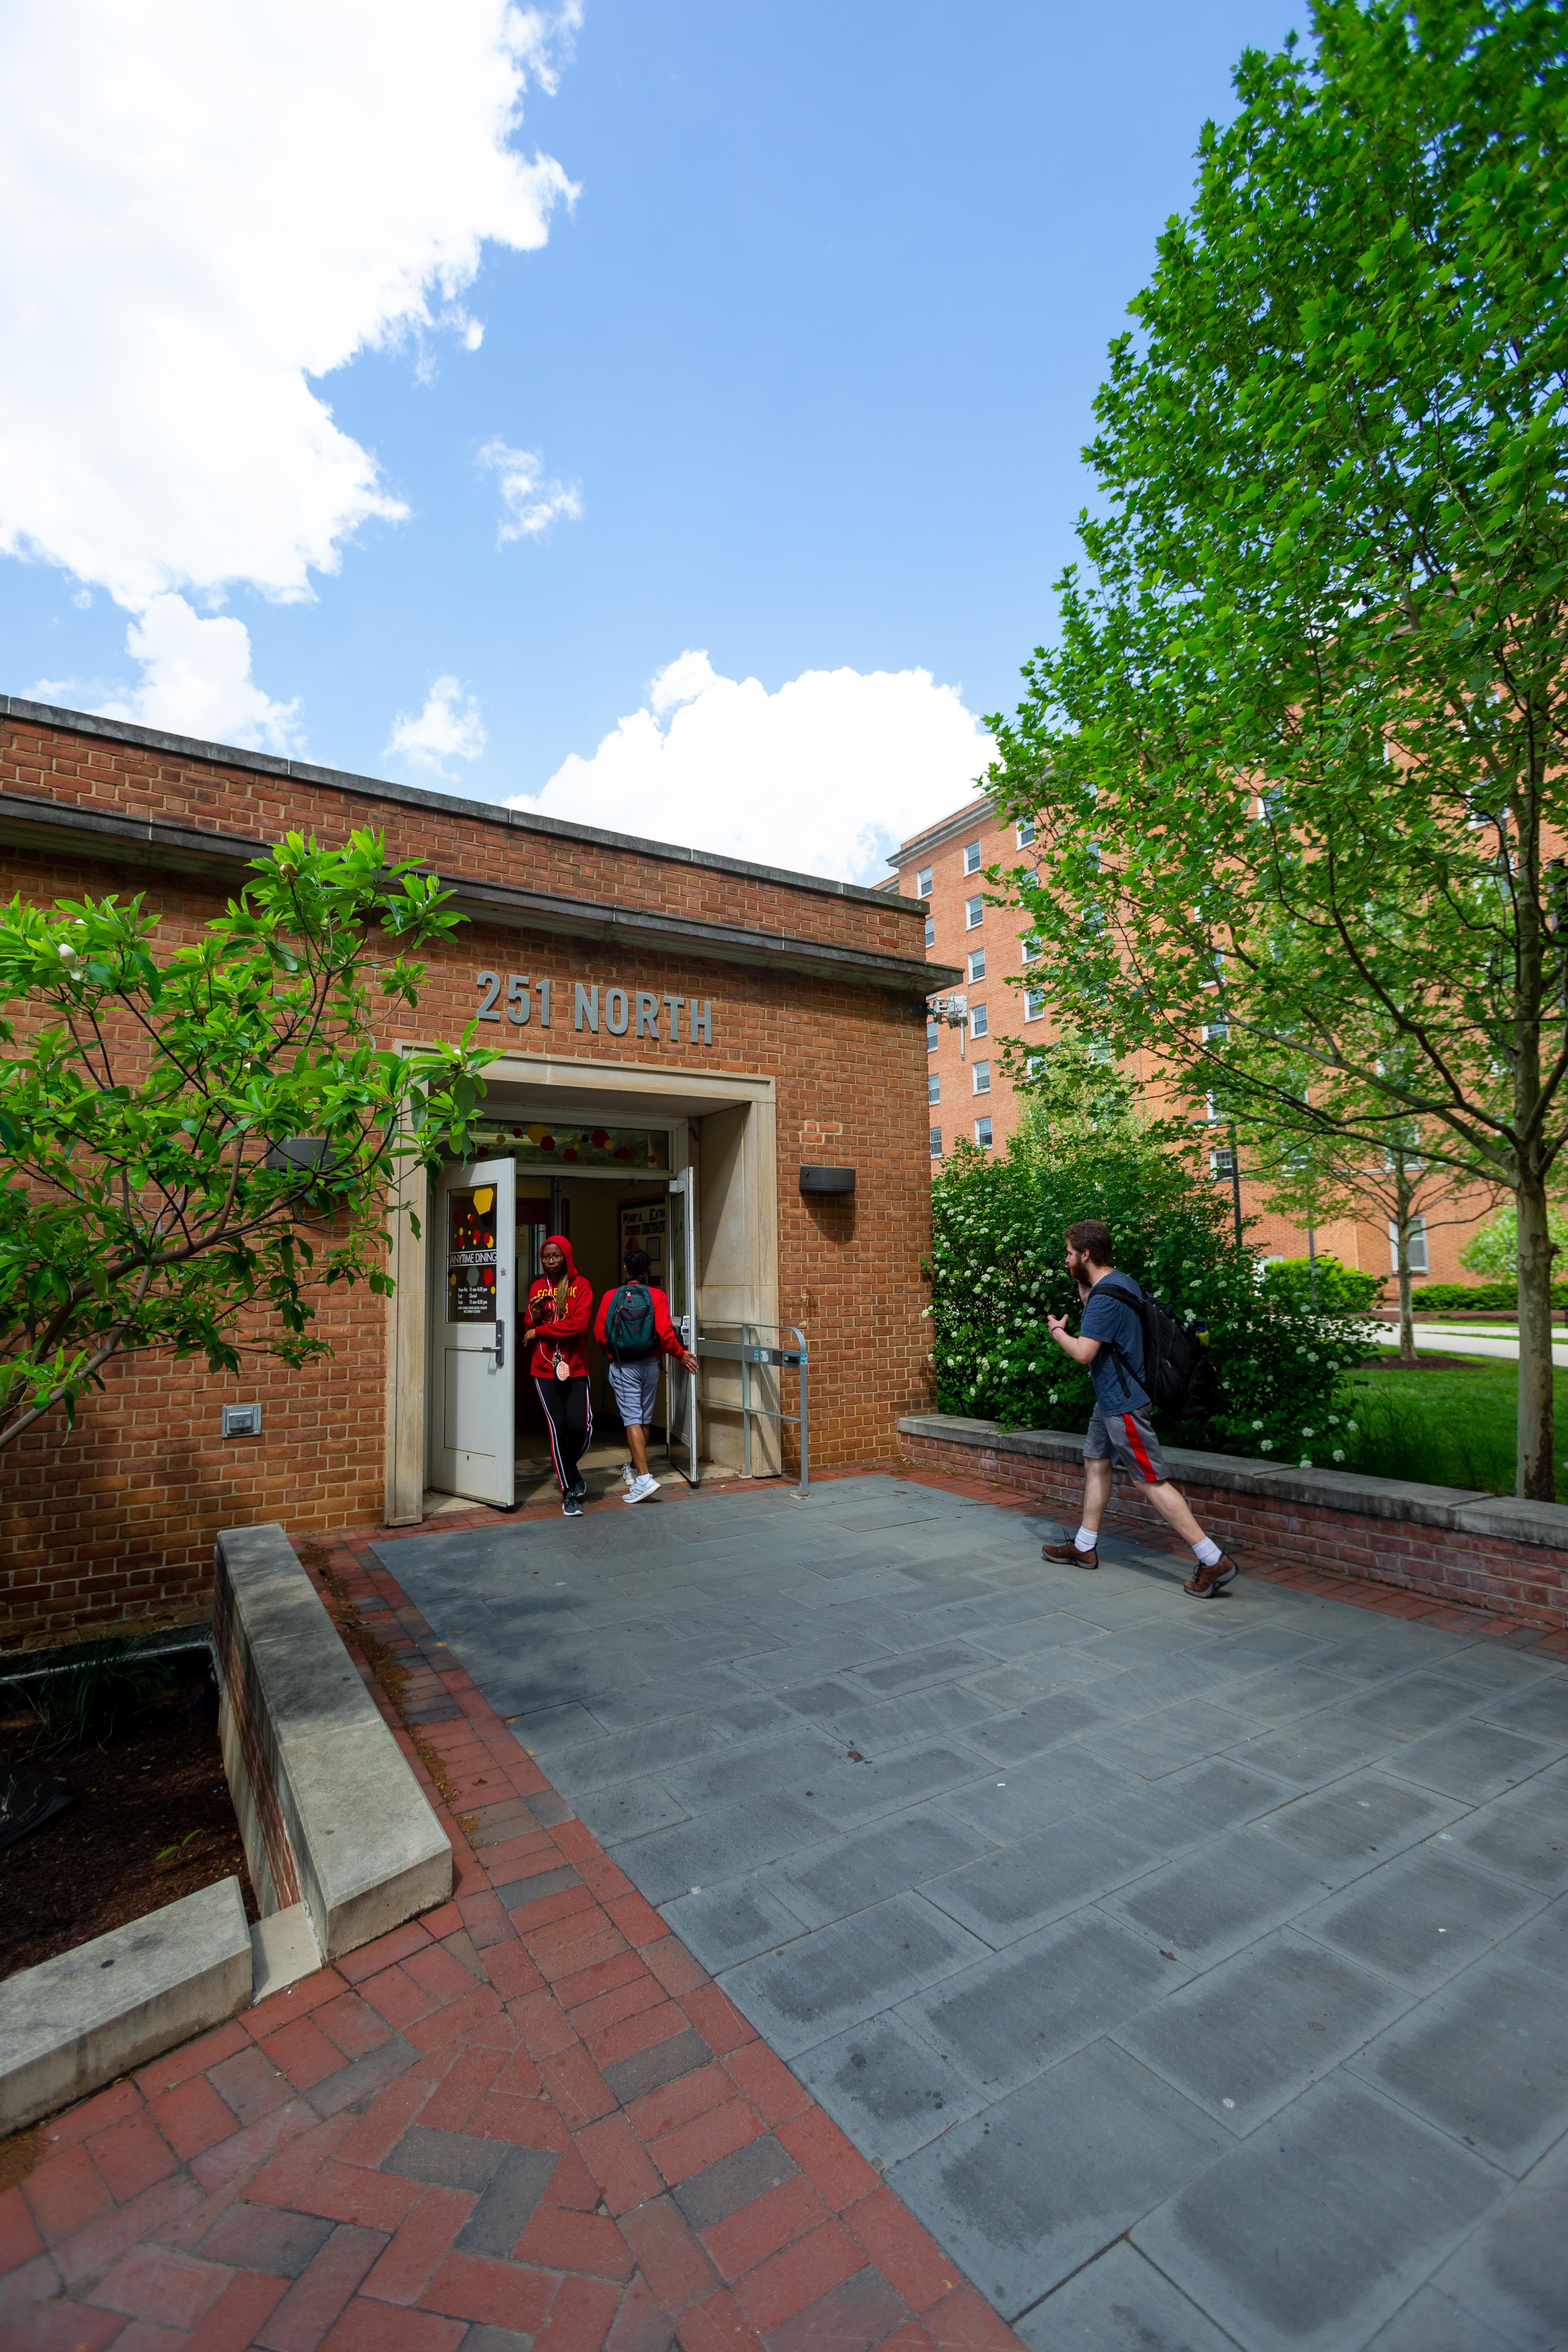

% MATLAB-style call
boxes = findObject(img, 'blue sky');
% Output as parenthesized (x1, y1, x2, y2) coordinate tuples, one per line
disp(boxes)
(0, 0, 1301, 879)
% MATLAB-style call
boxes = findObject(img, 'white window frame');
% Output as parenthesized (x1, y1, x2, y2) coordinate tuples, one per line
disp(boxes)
(1024, 988, 1046, 1023)
(972, 1060, 991, 1094)
(927, 1073, 940, 1106)
(974, 1116, 993, 1149)
(1389, 1217, 1429, 1274)
(916, 865, 933, 898)
(970, 1004, 989, 1039)
(963, 839, 982, 874)
(926, 1019, 939, 1052)
(967, 948, 986, 982)
(929, 1127, 942, 1158)
(965, 895, 984, 930)
(1020, 935, 1039, 964)
(1016, 818, 1035, 847)
(925, 916, 936, 947)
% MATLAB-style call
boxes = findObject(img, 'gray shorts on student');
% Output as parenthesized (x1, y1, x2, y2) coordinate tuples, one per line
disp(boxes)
(609, 1355, 662, 1428)
(1084, 1402, 1166, 1484)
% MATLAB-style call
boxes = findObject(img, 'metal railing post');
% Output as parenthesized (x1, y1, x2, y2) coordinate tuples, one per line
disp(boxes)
(797, 1350, 808, 1496)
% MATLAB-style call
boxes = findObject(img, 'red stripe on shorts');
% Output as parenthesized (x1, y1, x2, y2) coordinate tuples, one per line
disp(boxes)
(1124, 1416, 1159, 1483)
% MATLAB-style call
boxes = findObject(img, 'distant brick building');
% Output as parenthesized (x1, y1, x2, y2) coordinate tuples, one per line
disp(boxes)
(0, 699, 957, 1653)
(886, 794, 1497, 1285)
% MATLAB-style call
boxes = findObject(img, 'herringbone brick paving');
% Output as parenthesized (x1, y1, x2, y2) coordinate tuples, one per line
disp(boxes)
(5, 1463, 1562, 2352)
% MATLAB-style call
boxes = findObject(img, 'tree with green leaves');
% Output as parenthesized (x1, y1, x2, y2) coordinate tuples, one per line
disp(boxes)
(0, 831, 494, 1450)
(988, 0, 1568, 1497)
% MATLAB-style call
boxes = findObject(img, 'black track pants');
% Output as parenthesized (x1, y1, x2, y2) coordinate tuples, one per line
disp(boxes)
(535, 1374, 593, 1493)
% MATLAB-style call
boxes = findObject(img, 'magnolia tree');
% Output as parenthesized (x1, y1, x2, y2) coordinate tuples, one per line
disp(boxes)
(987, 0, 1568, 1497)
(0, 831, 494, 1450)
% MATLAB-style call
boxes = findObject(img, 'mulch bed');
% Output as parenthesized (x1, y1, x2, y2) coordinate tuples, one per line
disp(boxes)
(0, 1656, 258, 1981)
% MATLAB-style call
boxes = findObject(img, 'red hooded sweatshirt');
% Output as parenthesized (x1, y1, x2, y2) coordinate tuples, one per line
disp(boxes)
(523, 1235, 594, 1381)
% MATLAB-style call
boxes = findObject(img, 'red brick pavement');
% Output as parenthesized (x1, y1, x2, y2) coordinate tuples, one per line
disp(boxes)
(8, 1463, 1561, 2352)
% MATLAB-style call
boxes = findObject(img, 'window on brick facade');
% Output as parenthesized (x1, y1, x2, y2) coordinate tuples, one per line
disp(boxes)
(972, 1060, 990, 1094)
(1210, 1146, 1236, 1179)
(925, 916, 936, 948)
(930, 1127, 943, 1158)
(1024, 988, 1046, 1022)
(967, 948, 985, 982)
(965, 895, 983, 929)
(963, 839, 982, 874)
(1021, 935, 1039, 963)
(1017, 818, 1036, 846)
(926, 1018, 939, 1052)
(916, 865, 933, 898)
(1389, 1217, 1429, 1273)
(927, 1073, 940, 1105)
(970, 1004, 988, 1039)
(975, 1116, 993, 1148)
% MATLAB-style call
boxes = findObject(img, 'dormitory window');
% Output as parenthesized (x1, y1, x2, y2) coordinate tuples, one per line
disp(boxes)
(927, 1073, 941, 1105)
(1016, 819, 1035, 846)
(1389, 1218, 1429, 1274)
(930, 1128, 943, 1158)
(1210, 1147, 1236, 1179)
(967, 948, 986, 982)
(1024, 989, 1046, 1022)
(916, 866, 933, 898)
(926, 1018, 939, 1052)
(1021, 936, 1039, 963)
(970, 1004, 989, 1039)
(975, 1116, 993, 1148)
(965, 895, 984, 929)
(973, 1061, 991, 1094)
(925, 916, 936, 948)
(963, 839, 982, 874)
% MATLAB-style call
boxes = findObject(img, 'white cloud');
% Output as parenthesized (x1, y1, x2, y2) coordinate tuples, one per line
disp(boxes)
(85, 595, 302, 751)
(478, 438, 583, 542)
(387, 676, 487, 777)
(512, 652, 994, 883)
(0, 1, 580, 734)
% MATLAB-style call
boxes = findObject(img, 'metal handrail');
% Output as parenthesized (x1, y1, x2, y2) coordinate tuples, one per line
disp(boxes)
(694, 1323, 809, 1496)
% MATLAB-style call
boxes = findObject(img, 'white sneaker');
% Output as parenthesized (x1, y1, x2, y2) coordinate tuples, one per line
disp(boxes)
(622, 1461, 636, 1486)
(625, 1473, 660, 1504)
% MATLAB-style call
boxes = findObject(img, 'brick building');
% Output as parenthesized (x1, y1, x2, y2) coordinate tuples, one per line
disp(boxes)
(886, 793, 1496, 1284)
(0, 699, 958, 1654)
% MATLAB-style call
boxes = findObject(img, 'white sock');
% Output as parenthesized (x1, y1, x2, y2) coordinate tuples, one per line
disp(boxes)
(1074, 1526, 1098, 1553)
(1193, 1536, 1222, 1567)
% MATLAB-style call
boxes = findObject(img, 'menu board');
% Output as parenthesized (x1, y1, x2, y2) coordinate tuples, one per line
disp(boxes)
(447, 1186, 498, 1322)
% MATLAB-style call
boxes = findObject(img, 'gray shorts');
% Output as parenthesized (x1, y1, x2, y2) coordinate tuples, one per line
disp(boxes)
(1084, 1402, 1166, 1484)
(608, 1355, 662, 1428)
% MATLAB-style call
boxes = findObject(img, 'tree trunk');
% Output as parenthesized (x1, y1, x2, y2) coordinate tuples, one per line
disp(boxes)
(1395, 1163, 1417, 1366)
(1516, 1171, 1556, 1500)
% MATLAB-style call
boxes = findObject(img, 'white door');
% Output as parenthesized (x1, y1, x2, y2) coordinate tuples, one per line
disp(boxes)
(429, 1156, 515, 1506)
(664, 1167, 699, 1484)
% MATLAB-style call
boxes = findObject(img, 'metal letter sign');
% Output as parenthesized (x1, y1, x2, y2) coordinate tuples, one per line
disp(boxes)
(474, 970, 715, 1048)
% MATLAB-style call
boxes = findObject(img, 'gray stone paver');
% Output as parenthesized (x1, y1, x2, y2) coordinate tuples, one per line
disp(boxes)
(377, 1472, 1568, 2351)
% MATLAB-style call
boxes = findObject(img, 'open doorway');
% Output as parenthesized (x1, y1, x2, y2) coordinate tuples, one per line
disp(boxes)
(386, 1053, 779, 1524)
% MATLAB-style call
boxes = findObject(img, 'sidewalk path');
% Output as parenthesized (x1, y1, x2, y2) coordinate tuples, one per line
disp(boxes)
(1367, 1323, 1568, 1366)
(5, 1469, 1566, 2352)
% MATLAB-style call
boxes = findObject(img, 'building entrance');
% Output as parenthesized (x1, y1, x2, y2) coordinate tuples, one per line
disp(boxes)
(401, 1057, 770, 1518)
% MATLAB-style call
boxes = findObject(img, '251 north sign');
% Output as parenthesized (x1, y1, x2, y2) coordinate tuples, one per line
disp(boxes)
(474, 971, 715, 1047)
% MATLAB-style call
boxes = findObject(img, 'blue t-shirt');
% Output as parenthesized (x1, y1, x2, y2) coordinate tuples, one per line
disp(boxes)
(1080, 1272, 1149, 1413)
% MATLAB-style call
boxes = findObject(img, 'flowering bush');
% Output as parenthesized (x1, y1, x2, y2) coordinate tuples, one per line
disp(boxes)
(928, 1108, 1373, 1466)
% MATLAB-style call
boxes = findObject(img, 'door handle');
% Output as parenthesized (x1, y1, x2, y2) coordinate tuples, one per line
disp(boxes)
(495, 1320, 505, 1367)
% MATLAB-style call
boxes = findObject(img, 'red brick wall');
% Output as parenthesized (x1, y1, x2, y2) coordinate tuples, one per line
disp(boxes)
(900, 1429, 1568, 1632)
(0, 720, 938, 1652)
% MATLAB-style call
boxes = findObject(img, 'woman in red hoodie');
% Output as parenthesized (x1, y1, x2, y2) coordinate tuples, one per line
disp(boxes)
(524, 1235, 595, 1515)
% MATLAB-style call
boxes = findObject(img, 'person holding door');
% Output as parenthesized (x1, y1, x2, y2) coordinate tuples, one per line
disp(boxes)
(595, 1245, 699, 1504)
(524, 1235, 595, 1515)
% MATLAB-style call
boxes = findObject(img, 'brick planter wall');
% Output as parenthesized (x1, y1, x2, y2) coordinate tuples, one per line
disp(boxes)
(899, 1415, 1568, 1633)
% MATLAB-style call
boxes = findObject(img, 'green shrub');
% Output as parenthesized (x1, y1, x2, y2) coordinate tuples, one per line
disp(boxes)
(1411, 1280, 1568, 1314)
(1263, 1255, 1386, 1315)
(929, 1097, 1373, 1470)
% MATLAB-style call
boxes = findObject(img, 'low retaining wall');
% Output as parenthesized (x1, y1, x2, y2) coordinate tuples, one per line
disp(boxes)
(899, 1415, 1568, 1632)
(213, 1522, 451, 1960)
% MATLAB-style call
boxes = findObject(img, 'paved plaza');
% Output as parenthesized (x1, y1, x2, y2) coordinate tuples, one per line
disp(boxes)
(378, 1472, 1568, 2352)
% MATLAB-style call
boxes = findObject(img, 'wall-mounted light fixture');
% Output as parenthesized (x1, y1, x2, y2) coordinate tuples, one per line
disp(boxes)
(800, 1167, 855, 1196)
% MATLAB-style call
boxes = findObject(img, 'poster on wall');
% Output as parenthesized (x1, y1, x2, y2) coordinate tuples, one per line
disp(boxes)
(447, 1186, 499, 1321)
(618, 1197, 667, 1284)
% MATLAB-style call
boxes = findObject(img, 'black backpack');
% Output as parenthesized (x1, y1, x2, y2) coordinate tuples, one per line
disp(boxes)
(604, 1283, 660, 1360)
(1095, 1277, 1215, 1421)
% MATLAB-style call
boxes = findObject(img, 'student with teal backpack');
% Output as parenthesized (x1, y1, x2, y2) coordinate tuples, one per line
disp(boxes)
(594, 1247, 699, 1504)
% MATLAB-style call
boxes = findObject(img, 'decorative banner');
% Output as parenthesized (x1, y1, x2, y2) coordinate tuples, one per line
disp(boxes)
(446, 1186, 498, 1322)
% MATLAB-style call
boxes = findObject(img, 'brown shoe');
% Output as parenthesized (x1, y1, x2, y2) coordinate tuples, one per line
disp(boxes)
(1042, 1539, 1098, 1570)
(1184, 1553, 1240, 1597)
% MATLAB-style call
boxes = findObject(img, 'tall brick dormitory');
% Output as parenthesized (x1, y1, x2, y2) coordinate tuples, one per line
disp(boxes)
(0, 699, 960, 1654)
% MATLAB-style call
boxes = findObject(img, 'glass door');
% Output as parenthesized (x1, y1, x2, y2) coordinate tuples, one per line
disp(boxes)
(664, 1167, 699, 1484)
(429, 1156, 516, 1506)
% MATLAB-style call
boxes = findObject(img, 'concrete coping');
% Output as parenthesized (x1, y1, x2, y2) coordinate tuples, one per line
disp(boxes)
(898, 1414, 1568, 1551)
(214, 1523, 451, 1960)
(0, 1878, 251, 2135)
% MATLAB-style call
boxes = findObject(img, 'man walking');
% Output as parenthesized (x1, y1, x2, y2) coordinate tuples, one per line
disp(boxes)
(595, 1245, 699, 1504)
(1043, 1219, 1240, 1597)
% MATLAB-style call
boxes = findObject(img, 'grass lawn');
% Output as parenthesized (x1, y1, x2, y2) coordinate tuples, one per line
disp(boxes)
(1336, 1352, 1568, 1501)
